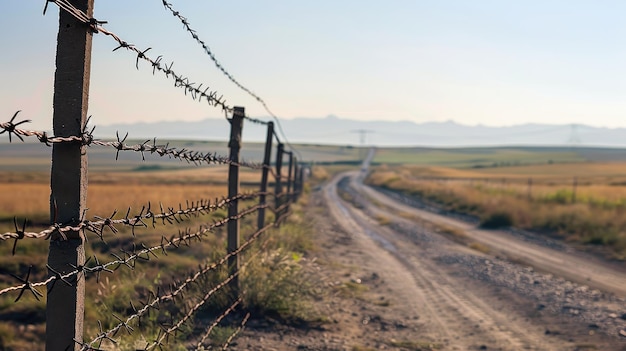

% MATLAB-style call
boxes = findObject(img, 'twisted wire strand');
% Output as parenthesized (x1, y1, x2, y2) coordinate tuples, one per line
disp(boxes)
(158, 0, 300, 157)
(0, 112, 264, 170)
(0, 204, 268, 299)
(0, 191, 269, 241)
(194, 297, 242, 349)
(84, 220, 273, 349)
(160, 0, 262, 110)
(46, 0, 231, 112)
(145, 248, 260, 351)
(219, 312, 250, 350)
(243, 115, 270, 126)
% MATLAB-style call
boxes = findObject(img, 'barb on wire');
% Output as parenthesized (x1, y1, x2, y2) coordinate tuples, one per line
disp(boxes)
(45, 0, 230, 112)
(0, 204, 269, 300)
(0, 112, 266, 170)
(243, 115, 270, 126)
(158, 0, 301, 158)
(220, 312, 250, 350)
(194, 297, 242, 349)
(84, 221, 273, 349)
(0, 191, 268, 244)
(160, 0, 261, 105)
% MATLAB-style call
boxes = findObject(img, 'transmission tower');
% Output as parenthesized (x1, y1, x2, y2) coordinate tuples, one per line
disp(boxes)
(567, 124, 582, 146)
(351, 129, 375, 146)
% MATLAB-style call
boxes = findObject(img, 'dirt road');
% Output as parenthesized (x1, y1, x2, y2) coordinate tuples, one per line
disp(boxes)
(232, 156, 626, 350)
(318, 150, 626, 350)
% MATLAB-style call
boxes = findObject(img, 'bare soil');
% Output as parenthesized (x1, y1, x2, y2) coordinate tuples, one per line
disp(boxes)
(228, 169, 626, 351)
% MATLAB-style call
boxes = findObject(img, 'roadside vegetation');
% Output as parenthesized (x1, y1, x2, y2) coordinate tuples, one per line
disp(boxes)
(0, 168, 321, 350)
(366, 162, 626, 260)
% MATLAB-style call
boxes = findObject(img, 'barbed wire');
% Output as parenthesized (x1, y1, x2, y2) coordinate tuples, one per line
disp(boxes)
(1, 112, 264, 169)
(157, 0, 301, 159)
(219, 312, 250, 350)
(160, 0, 261, 110)
(0, 190, 268, 243)
(45, 0, 231, 112)
(243, 115, 270, 126)
(0, 203, 268, 300)
(272, 129, 282, 145)
(194, 297, 241, 349)
(83, 221, 273, 349)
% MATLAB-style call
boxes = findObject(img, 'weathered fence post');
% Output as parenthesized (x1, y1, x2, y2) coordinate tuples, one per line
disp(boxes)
(293, 165, 300, 200)
(290, 158, 298, 203)
(46, 1, 94, 349)
(298, 165, 305, 199)
(227, 106, 244, 295)
(286, 152, 294, 209)
(274, 143, 284, 222)
(257, 122, 274, 230)
(572, 176, 578, 203)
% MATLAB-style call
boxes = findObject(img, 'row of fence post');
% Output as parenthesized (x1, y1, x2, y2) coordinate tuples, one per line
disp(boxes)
(45, 0, 304, 348)
(226, 107, 305, 298)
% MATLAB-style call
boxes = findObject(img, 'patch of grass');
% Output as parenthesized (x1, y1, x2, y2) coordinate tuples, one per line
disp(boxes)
(241, 249, 319, 324)
(352, 346, 377, 351)
(375, 214, 391, 226)
(436, 224, 466, 238)
(336, 281, 369, 299)
(387, 339, 442, 350)
(468, 242, 491, 254)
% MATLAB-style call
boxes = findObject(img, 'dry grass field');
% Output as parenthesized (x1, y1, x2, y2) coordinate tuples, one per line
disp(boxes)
(0, 160, 316, 350)
(367, 161, 626, 259)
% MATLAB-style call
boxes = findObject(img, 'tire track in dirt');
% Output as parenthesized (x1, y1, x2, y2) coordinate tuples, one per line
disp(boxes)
(325, 172, 581, 350)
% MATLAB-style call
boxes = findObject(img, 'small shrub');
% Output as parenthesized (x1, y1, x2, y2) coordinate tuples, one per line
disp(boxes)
(468, 242, 491, 254)
(480, 211, 514, 229)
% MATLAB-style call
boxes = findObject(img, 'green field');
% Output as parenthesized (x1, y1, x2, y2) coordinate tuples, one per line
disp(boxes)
(371, 146, 607, 168)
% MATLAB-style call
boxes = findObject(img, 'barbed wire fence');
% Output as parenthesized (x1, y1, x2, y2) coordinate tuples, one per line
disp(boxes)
(1, 0, 306, 349)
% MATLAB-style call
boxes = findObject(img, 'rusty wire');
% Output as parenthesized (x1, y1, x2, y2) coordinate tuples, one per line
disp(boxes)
(45, 0, 231, 112)
(0, 204, 268, 300)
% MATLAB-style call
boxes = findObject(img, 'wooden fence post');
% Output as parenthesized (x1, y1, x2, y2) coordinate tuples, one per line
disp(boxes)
(257, 122, 274, 230)
(46, 0, 94, 349)
(291, 158, 298, 203)
(572, 176, 578, 203)
(286, 152, 294, 209)
(274, 143, 284, 222)
(227, 106, 244, 295)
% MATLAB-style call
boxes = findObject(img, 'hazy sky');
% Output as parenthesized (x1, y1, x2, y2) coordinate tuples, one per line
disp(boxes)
(2, 1, 626, 132)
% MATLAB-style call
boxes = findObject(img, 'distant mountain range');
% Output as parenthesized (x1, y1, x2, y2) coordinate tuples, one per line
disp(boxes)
(95, 115, 626, 147)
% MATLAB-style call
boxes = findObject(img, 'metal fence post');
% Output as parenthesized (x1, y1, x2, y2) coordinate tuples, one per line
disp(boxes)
(227, 106, 244, 295)
(257, 122, 274, 230)
(46, 0, 94, 349)
(274, 143, 284, 222)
